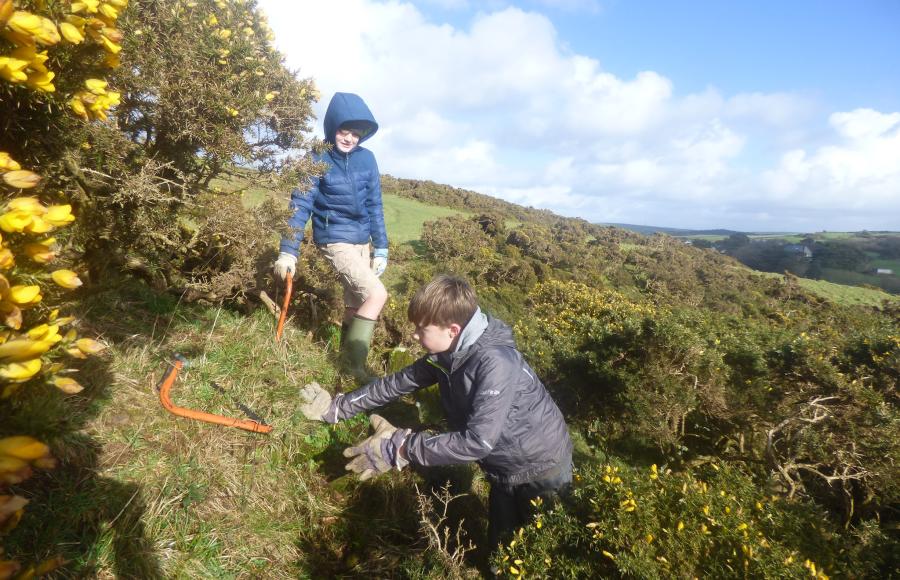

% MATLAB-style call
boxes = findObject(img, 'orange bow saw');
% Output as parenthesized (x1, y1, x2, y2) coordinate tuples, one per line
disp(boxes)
(157, 354, 272, 434)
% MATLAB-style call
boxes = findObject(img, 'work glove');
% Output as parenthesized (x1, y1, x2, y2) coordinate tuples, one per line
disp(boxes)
(299, 382, 340, 423)
(300, 383, 331, 421)
(343, 414, 411, 481)
(273, 252, 297, 280)
(372, 248, 388, 277)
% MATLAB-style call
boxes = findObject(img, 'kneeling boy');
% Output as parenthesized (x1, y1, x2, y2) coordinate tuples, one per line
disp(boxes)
(300, 274, 573, 547)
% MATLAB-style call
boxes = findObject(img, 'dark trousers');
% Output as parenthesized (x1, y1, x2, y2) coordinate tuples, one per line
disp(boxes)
(487, 457, 573, 550)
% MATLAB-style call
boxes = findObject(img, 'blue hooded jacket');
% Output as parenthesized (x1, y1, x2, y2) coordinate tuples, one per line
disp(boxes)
(280, 92, 388, 255)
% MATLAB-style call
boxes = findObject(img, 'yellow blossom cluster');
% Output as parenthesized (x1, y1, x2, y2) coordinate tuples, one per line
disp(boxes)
(0, 2, 58, 91)
(1, 0, 126, 124)
(524, 280, 661, 340)
(70, 77, 121, 120)
(0, 155, 105, 398)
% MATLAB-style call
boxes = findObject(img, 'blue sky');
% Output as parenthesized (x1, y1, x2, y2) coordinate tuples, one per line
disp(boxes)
(258, 0, 900, 232)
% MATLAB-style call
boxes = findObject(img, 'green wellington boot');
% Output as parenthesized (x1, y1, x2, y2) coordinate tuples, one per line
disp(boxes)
(340, 315, 377, 383)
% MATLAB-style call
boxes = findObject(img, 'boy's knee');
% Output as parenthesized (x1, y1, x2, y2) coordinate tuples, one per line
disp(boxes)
(367, 281, 387, 305)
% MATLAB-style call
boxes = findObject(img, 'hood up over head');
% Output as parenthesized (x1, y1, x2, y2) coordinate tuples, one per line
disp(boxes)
(323, 92, 378, 145)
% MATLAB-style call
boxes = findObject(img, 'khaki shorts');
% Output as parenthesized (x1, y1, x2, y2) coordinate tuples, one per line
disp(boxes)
(318, 243, 380, 308)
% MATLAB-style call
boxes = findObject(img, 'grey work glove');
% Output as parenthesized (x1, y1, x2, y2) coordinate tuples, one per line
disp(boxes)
(273, 252, 297, 280)
(343, 414, 411, 481)
(299, 382, 331, 421)
(299, 382, 344, 423)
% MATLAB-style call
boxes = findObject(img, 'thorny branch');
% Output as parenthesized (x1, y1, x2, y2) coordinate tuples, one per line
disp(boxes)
(765, 396, 871, 505)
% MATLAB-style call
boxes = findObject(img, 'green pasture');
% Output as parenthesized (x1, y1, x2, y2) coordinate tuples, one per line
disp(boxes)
(747, 269, 897, 307)
(382, 193, 465, 246)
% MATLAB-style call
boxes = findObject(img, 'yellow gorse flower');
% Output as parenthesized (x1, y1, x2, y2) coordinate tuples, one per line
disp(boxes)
(51, 269, 82, 289)
(0, 248, 14, 270)
(75, 338, 105, 355)
(70, 79, 121, 120)
(59, 21, 85, 44)
(43, 205, 75, 226)
(0, 0, 14, 26)
(24, 239, 55, 263)
(0, 338, 52, 361)
(0, 358, 41, 382)
(6, 197, 44, 214)
(7, 285, 42, 305)
(0, 152, 21, 171)
(0, 436, 49, 460)
(71, 0, 101, 14)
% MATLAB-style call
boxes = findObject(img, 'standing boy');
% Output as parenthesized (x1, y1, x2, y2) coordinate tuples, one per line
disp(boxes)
(300, 275, 573, 548)
(274, 92, 388, 381)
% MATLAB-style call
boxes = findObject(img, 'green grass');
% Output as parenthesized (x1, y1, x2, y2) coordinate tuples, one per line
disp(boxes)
(870, 258, 900, 272)
(746, 269, 897, 307)
(210, 171, 467, 249)
(382, 193, 466, 246)
(208, 168, 276, 208)
(798, 277, 896, 307)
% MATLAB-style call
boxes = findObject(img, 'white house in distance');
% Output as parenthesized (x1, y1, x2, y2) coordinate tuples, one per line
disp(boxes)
(875, 268, 894, 275)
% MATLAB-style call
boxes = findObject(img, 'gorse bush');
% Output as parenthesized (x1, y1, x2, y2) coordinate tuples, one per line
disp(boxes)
(0, 151, 104, 580)
(493, 459, 891, 579)
(1, 2, 124, 576)
(385, 210, 899, 575)
(3, 0, 321, 302)
(515, 280, 722, 448)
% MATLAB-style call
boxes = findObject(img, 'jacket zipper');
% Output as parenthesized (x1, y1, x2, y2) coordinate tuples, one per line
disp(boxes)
(426, 359, 450, 381)
(345, 153, 363, 220)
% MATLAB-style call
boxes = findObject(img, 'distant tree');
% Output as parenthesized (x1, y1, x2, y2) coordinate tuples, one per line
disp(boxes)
(719, 232, 751, 251)
(818, 241, 869, 271)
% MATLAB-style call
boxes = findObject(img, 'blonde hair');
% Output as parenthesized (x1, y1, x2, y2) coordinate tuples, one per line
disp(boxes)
(408, 274, 477, 327)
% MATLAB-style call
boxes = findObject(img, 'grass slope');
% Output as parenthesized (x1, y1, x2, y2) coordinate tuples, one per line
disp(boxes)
(382, 193, 465, 246)
(5, 280, 460, 577)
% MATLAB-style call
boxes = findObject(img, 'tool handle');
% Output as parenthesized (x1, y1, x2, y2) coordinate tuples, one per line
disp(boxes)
(275, 276, 293, 342)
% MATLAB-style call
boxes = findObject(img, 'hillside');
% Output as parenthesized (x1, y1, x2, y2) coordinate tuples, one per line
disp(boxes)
(2, 175, 898, 578)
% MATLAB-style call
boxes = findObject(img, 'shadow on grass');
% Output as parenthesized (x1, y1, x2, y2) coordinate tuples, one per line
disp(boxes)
(299, 405, 492, 578)
(1, 278, 182, 578)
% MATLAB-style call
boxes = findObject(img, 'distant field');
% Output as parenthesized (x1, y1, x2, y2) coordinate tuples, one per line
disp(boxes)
(798, 277, 897, 307)
(747, 269, 897, 307)
(870, 258, 900, 272)
(382, 193, 465, 245)
(209, 170, 278, 208)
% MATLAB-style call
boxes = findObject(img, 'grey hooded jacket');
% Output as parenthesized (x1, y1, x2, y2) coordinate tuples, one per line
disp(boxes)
(330, 311, 573, 485)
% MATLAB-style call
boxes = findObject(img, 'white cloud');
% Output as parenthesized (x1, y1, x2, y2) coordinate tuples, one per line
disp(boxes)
(829, 108, 900, 140)
(763, 108, 900, 209)
(258, 0, 898, 231)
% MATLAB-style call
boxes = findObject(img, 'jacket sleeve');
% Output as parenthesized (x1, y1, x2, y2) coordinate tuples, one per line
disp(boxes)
(365, 156, 388, 250)
(279, 174, 319, 256)
(405, 352, 517, 467)
(330, 356, 439, 421)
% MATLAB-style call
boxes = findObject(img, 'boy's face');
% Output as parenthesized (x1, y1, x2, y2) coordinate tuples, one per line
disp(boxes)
(335, 128, 361, 153)
(412, 322, 461, 354)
